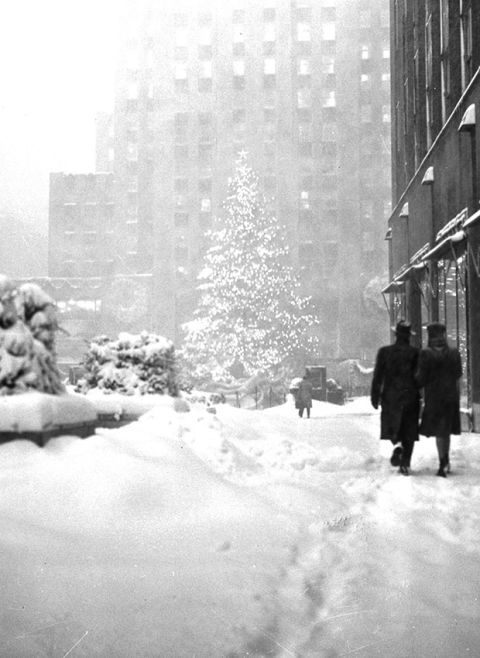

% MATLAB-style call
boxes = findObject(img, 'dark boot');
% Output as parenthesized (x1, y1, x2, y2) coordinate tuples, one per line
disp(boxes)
(390, 446, 403, 467)
(399, 464, 410, 476)
(436, 457, 448, 478)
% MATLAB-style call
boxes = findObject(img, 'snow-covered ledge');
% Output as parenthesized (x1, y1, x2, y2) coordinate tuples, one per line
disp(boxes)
(0, 391, 98, 447)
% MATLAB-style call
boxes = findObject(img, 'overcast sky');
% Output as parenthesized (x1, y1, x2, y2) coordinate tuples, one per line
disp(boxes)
(0, 0, 120, 226)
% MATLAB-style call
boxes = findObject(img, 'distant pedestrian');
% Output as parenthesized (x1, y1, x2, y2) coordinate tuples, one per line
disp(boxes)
(416, 322, 462, 478)
(370, 320, 420, 475)
(297, 373, 313, 418)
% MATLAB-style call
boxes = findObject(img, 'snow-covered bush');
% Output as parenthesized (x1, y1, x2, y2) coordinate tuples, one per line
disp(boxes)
(0, 276, 65, 395)
(76, 331, 178, 396)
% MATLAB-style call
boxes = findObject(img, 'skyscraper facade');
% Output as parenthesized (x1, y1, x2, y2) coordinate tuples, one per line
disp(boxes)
(108, 0, 391, 362)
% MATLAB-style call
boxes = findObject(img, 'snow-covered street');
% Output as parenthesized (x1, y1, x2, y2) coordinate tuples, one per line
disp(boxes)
(1, 396, 479, 657)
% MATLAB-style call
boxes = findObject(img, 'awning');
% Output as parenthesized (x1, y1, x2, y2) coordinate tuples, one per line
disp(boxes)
(422, 230, 466, 261)
(463, 209, 480, 230)
(395, 262, 427, 283)
(381, 280, 405, 294)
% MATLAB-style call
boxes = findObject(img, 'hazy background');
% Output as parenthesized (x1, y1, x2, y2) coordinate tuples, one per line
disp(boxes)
(0, 0, 120, 228)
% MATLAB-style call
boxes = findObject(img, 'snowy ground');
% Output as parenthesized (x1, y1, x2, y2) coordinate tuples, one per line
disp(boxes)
(0, 396, 479, 657)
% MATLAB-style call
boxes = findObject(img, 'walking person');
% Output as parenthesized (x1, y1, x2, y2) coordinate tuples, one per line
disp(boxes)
(415, 322, 463, 477)
(297, 373, 313, 418)
(370, 320, 420, 475)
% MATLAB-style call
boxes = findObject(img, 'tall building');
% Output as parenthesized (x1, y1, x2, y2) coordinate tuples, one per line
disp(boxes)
(108, 0, 391, 362)
(388, 0, 480, 428)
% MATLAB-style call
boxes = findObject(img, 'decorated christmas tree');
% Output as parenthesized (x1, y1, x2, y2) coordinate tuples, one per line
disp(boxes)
(182, 154, 320, 383)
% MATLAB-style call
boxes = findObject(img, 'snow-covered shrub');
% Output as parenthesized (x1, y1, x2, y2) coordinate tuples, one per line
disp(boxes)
(0, 276, 65, 395)
(76, 331, 178, 396)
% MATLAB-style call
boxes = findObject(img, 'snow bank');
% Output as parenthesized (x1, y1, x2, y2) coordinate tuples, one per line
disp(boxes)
(1, 394, 480, 656)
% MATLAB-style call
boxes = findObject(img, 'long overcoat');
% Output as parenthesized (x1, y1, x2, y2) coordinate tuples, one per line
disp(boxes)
(297, 378, 313, 408)
(416, 344, 462, 436)
(370, 341, 420, 442)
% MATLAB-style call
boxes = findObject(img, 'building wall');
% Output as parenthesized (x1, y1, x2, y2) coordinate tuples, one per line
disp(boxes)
(48, 172, 115, 279)
(389, 0, 480, 428)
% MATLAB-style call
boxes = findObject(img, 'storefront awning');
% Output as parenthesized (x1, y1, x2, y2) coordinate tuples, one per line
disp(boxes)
(381, 280, 405, 294)
(463, 209, 480, 230)
(422, 230, 466, 261)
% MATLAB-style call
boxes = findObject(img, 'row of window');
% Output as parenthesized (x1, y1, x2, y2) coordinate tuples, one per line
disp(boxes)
(171, 7, 335, 26)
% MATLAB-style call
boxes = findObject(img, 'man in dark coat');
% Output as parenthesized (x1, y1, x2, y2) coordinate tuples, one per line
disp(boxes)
(297, 373, 313, 418)
(370, 320, 420, 475)
(416, 322, 462, 477)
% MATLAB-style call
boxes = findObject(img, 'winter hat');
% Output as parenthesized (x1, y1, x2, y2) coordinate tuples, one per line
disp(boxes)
(426, 322, 446, 339)
(392, 320, 414, 337)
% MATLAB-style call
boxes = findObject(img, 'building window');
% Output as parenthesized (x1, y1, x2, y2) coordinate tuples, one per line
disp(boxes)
(321, 22, 335, 41)
(461, 7, 473, 88)
(199, 143, 213, 166)
(382, 43, 390, 59)
(198, 11, 212, 25)
(297, 88, 311, 108)
(175, 28, 188, 48)
(199, 61, 212, 92)
(440, 0, 450, 122)
(233, 42, 245, 56)
(297, 22, 311, 42)
(295, 6, 312, 21)
(232, 9, 245, 23)
(233, 60, 245, 76)
(175, 113, 188, 142)
(199, 112, 213, 142)
(361, 44, 370, 60)
(175, 144, 188, 162)
(175, 47, 188, 61)
(175, 63, 188, 91)
(127, 143, 138, 161)
(299, 123, 312, 143)
(264, 175, 276, 195)
(425, 13, 434, 147)
(233, 24, 245, 43)
(300, 190, 310, 209)
(200, 198, 211, 213)
(198, 26, 212, 46)
(174, 13, 188, 27)
(234, 75, 245, 90)
(359, 10, 371, 28)
(175, 212, 189, 227)
(175, 246, 189, 262)
(322, 123, 336, 142)
(361, 104, 372, 122)
(299, 242, 315, 261)
(199, 178, 212, 195)
(360, 73, 371, 90)
(322, 55, 335, 75)
(297, 59, 311, 76)
(382, 104, 391, 123)
(322, 90, 336, 108)
(321, 7, 336, 21)
(199, 45, 212, 60)
(264, 22, 276, 42)
(264, 58, 275, 75)
(199, 79, 212, 92)
(299, 142, 312, 157)
(382, 72, 390, 88)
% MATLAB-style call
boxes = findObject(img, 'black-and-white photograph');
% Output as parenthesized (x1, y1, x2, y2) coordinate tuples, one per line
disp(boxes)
(0, 1, 480, 655)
